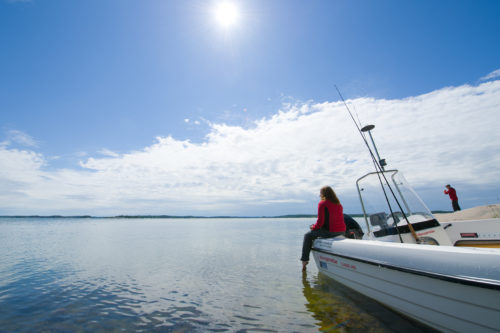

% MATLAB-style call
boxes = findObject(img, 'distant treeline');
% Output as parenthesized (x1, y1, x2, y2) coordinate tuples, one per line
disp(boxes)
(0, 215, 93, 218)
(0, 212, 450, 219)
(0, 213, 362, 219)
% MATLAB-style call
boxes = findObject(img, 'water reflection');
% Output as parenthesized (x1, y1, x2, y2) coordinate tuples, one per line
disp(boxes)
(302, 272, 437, 333)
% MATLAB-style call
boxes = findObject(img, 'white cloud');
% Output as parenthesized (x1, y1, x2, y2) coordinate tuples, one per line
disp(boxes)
(98, 148, 120, 158)
(480, 69, 500, 81)
(1, 80, 499, 215)
(5, 129, 39, 147)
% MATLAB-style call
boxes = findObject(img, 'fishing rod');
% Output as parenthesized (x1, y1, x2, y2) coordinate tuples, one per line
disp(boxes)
(335, 88, 404, 243)
(334, 86, 421, 244)
(360, 126, 405, 243)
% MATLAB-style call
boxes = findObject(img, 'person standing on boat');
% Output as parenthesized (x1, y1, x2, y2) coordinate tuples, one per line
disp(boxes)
(301, 186, 346, 271)
(444, 184, 461, 211)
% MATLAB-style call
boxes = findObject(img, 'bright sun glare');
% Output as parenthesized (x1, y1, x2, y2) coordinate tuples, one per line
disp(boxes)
(214, 2, 239, 28)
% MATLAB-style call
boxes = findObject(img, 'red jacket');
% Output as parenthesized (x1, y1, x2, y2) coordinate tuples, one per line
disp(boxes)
(312, 200, 346, 233)
(444, 187, 458, 201)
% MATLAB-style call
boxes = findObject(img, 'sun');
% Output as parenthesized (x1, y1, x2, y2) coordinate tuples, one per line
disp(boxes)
(214, 2, 239, 28)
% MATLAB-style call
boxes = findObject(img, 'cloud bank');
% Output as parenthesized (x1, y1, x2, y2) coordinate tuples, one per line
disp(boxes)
(1, 81, 500, 215)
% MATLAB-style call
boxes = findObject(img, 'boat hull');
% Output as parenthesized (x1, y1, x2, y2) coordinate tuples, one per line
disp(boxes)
(312, 237, 500, 333)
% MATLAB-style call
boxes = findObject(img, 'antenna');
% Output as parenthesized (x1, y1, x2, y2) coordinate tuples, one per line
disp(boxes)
(360, 124, 387, 171)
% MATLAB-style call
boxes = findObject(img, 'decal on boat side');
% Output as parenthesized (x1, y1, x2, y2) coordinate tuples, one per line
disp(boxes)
(319, 255, 357, 270)
(341, 262, 357, 270)
(417, 229, 435, 236)
(319, 255, 337, 264)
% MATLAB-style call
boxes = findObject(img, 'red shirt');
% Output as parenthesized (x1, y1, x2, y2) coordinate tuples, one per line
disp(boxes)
(444, 187, 458, 201)
(312, 200, 346, 233)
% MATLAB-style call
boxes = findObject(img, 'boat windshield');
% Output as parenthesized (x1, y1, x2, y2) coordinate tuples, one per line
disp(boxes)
(356, 170, 434, 234)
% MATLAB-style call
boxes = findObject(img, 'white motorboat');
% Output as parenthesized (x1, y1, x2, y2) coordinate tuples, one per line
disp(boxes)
(311, 117, 500, 332)
(312, 170, 500, 332)
(312, 237, 500, 332)
(312, 169, 500, 332)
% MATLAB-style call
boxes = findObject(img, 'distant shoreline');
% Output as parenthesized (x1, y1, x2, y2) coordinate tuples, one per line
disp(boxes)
(0, 212, 451, 219)
(0, 214, 320, 219)
(4, 206, 498, 220)
(0, 214, 366, 219)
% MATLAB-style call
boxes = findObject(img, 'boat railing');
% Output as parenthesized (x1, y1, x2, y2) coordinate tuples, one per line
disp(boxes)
(356, 169, 437, 241)
(356, 169, 402, 234)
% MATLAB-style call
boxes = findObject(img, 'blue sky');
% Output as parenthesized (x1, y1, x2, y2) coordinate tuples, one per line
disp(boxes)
(1, 0, 499, 216)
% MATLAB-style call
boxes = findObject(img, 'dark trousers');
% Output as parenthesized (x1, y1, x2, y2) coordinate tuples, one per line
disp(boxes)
(452, 200, 461, 211)
(300, 229, 344, 262)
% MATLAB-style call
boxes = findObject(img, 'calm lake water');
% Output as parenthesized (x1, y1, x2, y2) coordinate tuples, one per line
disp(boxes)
(0, 217, 436, 332)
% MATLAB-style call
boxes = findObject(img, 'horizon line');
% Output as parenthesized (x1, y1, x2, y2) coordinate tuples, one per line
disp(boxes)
(0, 211, 454, 219)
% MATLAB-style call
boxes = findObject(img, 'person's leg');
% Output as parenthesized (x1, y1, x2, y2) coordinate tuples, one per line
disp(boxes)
(302, 260, 308, 271)
(301, 230, 343, 270)
(301, 229, 345, 261)
(301, 231, 317, 263)
(452, 200, 461, 211)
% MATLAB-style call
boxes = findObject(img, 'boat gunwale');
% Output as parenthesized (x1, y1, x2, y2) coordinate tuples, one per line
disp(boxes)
(312, 247, 500, 291)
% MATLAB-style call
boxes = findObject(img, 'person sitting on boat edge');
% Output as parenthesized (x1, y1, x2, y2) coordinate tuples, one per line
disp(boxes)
(301, 186, 346, 271)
